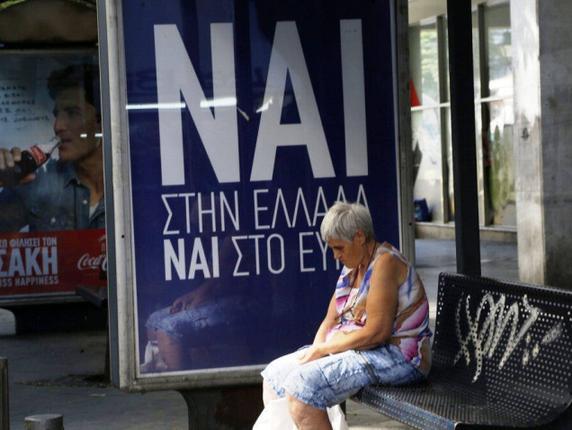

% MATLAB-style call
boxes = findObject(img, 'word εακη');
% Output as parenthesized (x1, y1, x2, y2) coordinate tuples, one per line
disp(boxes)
(0, 246, 58, 277)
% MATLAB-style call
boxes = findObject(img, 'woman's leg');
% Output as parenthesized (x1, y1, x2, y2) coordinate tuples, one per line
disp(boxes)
(261, 348, 309, 406)
(281, 350, 376, 425)
(146, 327, 158, 342)
(288, 395, 332, 430)
(145, 307, 170, 344)
(262, 380, 279, 406)
(156, 329, 188, 370)
(141, 308, 172, 372)
(145, 305, 198, 371)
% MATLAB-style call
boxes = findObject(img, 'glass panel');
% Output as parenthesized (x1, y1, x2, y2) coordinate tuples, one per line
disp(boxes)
(485, 99, 515, 226)
(475, 104, 486, 225)
(409, 22, 439, 106)
(0, 52, 107, 300)
(412, 108, 443, 222)
(473, 11, 481, 97)
(445, 108, 453, 221)
(441, 18, 450, 102)
(485, 3, 512, 98)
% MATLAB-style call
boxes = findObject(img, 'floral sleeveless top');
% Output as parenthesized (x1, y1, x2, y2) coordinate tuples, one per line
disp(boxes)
(326, 242, 432, 375)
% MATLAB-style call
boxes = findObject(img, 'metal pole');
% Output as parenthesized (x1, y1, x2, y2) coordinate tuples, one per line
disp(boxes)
(446, 0, 481, 276)
(0, 357, 8, 430)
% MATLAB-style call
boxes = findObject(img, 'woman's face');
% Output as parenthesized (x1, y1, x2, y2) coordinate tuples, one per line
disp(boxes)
(327, 230, 366, 269)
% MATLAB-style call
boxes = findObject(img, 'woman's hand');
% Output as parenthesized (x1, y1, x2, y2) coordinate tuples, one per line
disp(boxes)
(170, 286, 209, 313)
(298, 344, 327, 364)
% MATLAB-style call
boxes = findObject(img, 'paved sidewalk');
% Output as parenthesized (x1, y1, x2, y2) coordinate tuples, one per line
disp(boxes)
(0, 239, 518, 429)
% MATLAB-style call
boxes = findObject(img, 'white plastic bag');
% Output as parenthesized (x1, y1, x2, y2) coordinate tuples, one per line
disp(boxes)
(252, 398, 349, 430)
(252, 398, 293, 430)
(327, 403, 349, 430)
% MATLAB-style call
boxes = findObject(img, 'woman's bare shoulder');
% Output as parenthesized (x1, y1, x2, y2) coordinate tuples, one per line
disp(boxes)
(373, 246, 408, 283)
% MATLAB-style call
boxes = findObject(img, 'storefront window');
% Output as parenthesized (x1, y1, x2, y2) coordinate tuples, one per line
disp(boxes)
(485, 3, 512, 98)
(410, 22, 439, 107)
(410, 22, 444, 222)
(409, 1, 513, 228)
(473, 11, 481, 98)
(486, 99, 515, 225)
(484, 3, 514, 225)
(441, 18, 450, 103)
(412, 109, 443, 222)
(445, 108, 453, 220)
(420, 25, 439, 105)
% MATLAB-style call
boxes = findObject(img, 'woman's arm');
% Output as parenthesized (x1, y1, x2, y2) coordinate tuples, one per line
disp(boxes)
(299, 253, 404, 363)
(312, 292, 339, 344)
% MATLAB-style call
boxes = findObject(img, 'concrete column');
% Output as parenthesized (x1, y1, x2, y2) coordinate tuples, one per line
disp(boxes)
(512, 0, 572, 287)
(512, 0, 544, 284)
(537, 0, 572, 287)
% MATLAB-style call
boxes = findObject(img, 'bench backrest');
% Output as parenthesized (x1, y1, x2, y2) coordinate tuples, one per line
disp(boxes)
(433, 273, 572, 418)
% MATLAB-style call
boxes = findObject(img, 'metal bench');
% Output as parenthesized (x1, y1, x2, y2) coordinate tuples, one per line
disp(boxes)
(353, 272, 572, 429)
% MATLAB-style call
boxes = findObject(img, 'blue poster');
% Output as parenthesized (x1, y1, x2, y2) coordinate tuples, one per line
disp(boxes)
(121, 0, 399, 374)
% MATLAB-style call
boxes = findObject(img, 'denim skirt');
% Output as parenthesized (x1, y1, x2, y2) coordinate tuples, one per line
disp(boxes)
(261, 344, 425, 410)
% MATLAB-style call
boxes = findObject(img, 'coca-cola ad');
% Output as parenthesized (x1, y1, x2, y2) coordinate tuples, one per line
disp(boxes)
(0, 229, 106, 297)
(0, 52, 106, 301)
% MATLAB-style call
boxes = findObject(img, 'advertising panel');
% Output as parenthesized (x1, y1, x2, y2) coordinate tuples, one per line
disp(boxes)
(0, 52, 107, 302)
(99, 0, 408, 388)
(0, 229, 106, 296)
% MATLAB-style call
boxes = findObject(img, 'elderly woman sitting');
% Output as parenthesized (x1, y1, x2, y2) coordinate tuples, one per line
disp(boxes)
(261, 202, 432, 429)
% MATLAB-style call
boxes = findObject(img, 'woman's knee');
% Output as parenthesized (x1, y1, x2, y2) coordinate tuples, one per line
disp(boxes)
(287, 394, 305, 421)
(262, 380, 279, 406)
(287, 395, 332, 430)
(156, 329, 180, 346)
(287, 394, 316, 423)
(155, 330, 187, 370)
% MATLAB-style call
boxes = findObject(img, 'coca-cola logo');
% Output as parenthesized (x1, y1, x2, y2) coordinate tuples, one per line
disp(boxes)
(77, 253, 107, 271)
(98, 235, 107, 253)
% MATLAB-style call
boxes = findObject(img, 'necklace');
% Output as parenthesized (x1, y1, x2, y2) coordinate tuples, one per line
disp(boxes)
(340, 242, 378, 318)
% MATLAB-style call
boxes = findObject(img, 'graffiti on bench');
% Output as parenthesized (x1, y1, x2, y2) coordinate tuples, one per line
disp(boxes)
(454, 293, 563, 382)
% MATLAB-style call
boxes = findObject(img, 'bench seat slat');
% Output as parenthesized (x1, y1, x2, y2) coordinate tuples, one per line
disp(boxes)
(356, 368, 570, 429)
(356, 383, 456, 430)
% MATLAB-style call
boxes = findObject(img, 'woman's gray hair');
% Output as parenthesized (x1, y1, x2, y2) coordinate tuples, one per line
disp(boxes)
(320, 202, 374, 242)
